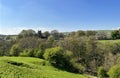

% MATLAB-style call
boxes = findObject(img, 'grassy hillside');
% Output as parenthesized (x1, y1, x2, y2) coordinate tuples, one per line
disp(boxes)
(98, 39, 120, 44)
(0, 57, 87, 78)
(95, 30, 113, 33)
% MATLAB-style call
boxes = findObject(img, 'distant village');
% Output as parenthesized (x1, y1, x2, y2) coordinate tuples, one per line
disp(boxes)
(0, 35, 16, 41)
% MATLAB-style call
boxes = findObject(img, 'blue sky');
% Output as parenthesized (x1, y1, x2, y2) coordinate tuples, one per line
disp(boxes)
(0, 0, 120, 34)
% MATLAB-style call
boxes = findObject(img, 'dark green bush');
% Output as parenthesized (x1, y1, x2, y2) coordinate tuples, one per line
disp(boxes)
(20, 49, 29, 57)
(108, 65, 120, 78)
(10, 44, 21, 56)
(20, 49, 34, 57)
(34, 45, 45, 58)
(72, 62, 85, 73)
(98, 66, 107, 78)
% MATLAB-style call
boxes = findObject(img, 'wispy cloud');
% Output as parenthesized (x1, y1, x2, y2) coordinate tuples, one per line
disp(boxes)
(112, 26, 120, 30)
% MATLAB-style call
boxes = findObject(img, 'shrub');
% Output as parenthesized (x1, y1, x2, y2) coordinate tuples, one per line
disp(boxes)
(72, 63, 85, 73)
(111, 43, 120, 55)
(111, 30, 120, 39)
(108, 65, 120, 78)
(19, 49, 28, 57)
(70, 58, 85, 73)
(43, 47, 65, 67)
(27, 49, 34, 57)
(20, 49, 34, 57)
(35, 45, 45, 58)
(98, 66, 107, 78)
(10, 44, 21, 56)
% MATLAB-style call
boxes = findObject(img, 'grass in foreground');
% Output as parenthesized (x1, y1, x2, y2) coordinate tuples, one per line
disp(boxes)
(0, 57, 87, 78)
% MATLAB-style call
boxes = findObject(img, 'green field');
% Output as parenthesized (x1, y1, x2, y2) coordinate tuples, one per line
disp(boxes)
(0, 57, 87, 78)
(98, 39, 120, 44)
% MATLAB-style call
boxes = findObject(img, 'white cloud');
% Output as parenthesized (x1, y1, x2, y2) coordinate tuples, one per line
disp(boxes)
(0, 27, 52, 35)
(112, 26, 120, 30)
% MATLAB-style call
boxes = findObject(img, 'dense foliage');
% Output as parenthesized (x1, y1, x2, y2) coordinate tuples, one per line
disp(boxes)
(43, 47, 65, 66)
(0, 29, 120, 77)
(111, 29, 120, 39)
(108, 65, 120, 78)
(98, 67, 107, 78)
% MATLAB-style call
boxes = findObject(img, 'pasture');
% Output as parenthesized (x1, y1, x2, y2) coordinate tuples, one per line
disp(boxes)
(0, 57, 87, 78)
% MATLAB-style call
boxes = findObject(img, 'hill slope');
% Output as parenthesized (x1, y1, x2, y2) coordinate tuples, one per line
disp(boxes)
(0, 57, 87, 78)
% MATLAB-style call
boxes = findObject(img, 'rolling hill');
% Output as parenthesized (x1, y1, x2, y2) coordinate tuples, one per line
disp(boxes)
(0, 57, 87, 78)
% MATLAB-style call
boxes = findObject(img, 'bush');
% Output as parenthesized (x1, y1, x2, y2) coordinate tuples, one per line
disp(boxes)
(35, 45, 45, 58)
(98, 66, 107, 78)
(43, 47, 65, 67)
(19, 49, 28, 57)
(10, 44, 21, 56)
(111, 43, 120, 55)
(111, 30, 120, 39)
(20, 49, 34, 57)
(69, 58, 85, 73)
(108, 65, 120, 78)
(72, 63, 85, 73)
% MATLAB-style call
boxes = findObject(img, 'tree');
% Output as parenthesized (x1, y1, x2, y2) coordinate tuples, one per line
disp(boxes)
(0, 40, 14, 56)
(86, 30, 96, 37)
(111, 30, 120, 39)
(43, 47, 66, 67)
(20, 49, 34, 57)
(111, 43, 120, 55)
(98, 67, 107, 78)
(96, 32, 111, 40)
(35, 44, 45, 58)
(108, 65, 120, 78)
(86, 37, 102, 75)
(69, 32, 76, 37)
(18, 29, 36, 38)
(51, 30, 59, 40)
(10, 44, 21, 56)
(59, 33, 64, 39)
(16, 37, 40, 50)
(75, 30, 85, 37)
(43, 31, 50, 38)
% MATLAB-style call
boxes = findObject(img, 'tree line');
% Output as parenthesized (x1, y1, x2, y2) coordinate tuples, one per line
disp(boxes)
(0, 29, 120, 78)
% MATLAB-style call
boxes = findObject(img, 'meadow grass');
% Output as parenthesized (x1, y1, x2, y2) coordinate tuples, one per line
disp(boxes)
(98, 39, 120, 44)
(0, 57, 87, 78)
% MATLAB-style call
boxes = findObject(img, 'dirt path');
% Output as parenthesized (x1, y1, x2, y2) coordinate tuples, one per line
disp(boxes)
(85, 74, 98, 78)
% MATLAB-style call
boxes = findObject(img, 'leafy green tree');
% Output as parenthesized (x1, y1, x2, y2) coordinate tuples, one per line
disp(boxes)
(75, 30, 85, 37)
(43, 47, 66, 67)
(111, 43, 120, 55)
(20, 49, 34, 57)
(111, 30, 120, 39)
(35, 44, 45, 58)
(43, 31, 50, 38)
(19, 49, 29, 57)
(96, 32, 111, 40)
(51, 30, 59, 40)
(18, 29, 36, 38)
(16, 37, 40, 51)
(98, 67, 107, 78)
(108, 65, 120, 78)
(86, 31, 96, 37)
(27, 49, 34, 57)
(86, 37, 103, 74)
(69, 32, 76, 37)
(10, 44, 21, 56)
(0, 40, 14, 56)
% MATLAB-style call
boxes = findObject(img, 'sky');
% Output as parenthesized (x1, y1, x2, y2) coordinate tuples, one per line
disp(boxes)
(0, 0, 120, 35)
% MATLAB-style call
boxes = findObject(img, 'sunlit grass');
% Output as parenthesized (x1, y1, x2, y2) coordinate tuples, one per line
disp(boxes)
(0, 57, 87, 78)
(98, 39, 120, 44)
